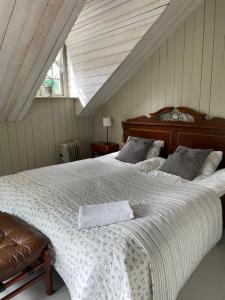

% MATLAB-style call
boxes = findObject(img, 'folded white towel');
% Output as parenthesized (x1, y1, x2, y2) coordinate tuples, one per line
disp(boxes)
(78, 200, 134, 229)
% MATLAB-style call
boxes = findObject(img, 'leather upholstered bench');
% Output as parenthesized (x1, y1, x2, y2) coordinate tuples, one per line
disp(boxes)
(0, 212, 53, 300)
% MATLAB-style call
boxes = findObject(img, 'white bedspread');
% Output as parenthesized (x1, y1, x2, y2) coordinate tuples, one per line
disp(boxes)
(0, 156, 222, 300)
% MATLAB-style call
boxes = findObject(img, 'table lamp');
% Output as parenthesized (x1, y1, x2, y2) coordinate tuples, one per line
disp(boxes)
(103, 116, 112, 144)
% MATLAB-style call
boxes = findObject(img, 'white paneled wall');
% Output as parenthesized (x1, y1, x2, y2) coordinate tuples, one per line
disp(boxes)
(94, 0, 225, 144)
(0, 98, 93, 176)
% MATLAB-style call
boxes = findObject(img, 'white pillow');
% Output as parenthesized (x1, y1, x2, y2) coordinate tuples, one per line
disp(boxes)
(146, 140, 164, 159)
(199, 151, 223, 176)
(135, 157, 165, 173)
(194, 168, 225, 197)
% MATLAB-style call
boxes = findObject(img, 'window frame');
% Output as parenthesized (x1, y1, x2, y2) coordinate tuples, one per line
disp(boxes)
(37, 45, 68, 97)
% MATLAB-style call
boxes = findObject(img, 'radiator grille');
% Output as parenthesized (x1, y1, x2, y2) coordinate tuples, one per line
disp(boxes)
(59, 140, 81, 163)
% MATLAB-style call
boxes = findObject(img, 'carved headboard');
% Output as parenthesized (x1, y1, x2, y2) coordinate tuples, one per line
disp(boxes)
(122, 107, 225, 169)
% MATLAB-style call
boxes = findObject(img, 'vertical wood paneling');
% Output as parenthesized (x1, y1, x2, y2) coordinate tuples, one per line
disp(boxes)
(190, 5, 204, 110)
(210, 0, 225, 117)
(0, 123, 12, 175)
(23, 114, 36, 169)
(7, 123, 20, 173)
(199, 0, 215, 114)
(166, 36, 175, 105)
(158, 42, 168, 108)
(173, 25, 185, 107)
(151, 50, 160, 112)
(181, 14, 195, 106)
(0, 98, 93, 175)
(94, 0, 225, 144)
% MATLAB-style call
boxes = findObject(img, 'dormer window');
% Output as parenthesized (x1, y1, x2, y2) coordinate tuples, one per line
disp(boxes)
(37, 46, 68, 97)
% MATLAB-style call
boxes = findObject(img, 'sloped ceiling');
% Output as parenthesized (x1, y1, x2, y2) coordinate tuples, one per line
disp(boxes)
(66, 0, 204, 117)
(0, 0, 85, 122)
(66, 0, 170, 107)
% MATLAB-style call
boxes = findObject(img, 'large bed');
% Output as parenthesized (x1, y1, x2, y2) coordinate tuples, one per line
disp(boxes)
(0, 107, 224, 300)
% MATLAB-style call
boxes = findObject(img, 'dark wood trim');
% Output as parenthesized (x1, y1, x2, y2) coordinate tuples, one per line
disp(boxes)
(43, 248, 53, 296)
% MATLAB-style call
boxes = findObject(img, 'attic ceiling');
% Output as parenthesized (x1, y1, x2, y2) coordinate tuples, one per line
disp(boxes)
(0, 0, 204, 121)
(0, 0, 85, 122)
(65, 0, 170, 108)
(77, 0, 204, 117)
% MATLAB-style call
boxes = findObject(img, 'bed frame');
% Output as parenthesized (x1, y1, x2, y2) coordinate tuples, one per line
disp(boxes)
(122, 106, 225, 219)
(122, 106, 225, 168)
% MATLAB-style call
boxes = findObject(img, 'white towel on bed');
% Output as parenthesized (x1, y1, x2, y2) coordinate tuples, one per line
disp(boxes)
(78, 200, 134, 229)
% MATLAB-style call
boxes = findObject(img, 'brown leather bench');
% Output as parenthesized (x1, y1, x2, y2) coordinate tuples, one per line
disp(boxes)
(0, 212, 53, 300)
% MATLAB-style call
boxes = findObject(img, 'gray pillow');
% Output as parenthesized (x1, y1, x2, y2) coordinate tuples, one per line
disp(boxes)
(116, 137, 154, 164)
(160, 146, 212, 180)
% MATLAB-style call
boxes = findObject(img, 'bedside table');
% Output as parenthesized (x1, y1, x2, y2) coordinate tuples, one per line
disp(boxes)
(91, 142, 119, 157)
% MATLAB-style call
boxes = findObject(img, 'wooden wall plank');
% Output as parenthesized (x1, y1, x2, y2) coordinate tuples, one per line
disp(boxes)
(190, 4, 204, 110)
(210, 0, 225, 117)
(16, 121, 29, 171)
(0, 123, 12, 175)
(173, 25, 185, 106)
(7, 123, 20, 173)
(166, 36, 175, 105)
(199, 0, 215, 114)
(151, 50, 160, 112)
(181, 14, 195, 106)
(23, 113, 36, 169)
(158, 42, 167, 108)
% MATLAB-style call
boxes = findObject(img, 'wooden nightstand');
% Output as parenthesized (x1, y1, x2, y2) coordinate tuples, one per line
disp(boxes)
(91, 142, 119, 157)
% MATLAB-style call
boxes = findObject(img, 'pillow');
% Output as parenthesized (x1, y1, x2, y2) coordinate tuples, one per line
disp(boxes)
(159, 146, 212, 180)
(199, 151, 223, 176)
(135, 157, 166, 173)
(194, 168, 225, 197)
(146, 140, 164, 159)
(116, 137, 154, 164)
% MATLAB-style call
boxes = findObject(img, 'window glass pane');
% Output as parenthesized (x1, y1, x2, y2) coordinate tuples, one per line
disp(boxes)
(47, 67, 53, 78)
(52, 63, 60, 78)
(53, 79, 62, 95)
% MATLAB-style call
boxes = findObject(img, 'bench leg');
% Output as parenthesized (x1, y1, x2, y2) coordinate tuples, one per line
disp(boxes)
(43, 249, 53, 296)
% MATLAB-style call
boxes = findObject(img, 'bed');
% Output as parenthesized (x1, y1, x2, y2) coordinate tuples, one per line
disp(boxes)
(0, 106, 224, 300)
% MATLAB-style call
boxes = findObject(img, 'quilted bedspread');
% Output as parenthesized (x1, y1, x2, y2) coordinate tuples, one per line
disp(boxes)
(0, 156, 222, 300)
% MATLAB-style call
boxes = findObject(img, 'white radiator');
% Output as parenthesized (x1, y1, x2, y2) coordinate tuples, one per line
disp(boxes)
(59, 140, 81, 163)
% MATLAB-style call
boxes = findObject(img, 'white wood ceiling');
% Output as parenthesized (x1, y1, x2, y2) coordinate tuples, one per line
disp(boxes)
(80, 0, 204, 116)
(0, 0, 204, 121)
(0, 0, 85, 121)
(65, 0, 170, 107)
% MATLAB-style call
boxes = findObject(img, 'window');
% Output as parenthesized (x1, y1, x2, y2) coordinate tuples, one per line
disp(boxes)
(37, 46, 68, 97)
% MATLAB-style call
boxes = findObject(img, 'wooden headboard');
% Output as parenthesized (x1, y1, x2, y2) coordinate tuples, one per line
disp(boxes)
(122, 107, 225, 169)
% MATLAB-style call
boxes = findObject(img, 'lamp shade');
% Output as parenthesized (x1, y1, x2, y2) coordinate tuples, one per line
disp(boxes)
(103, 116, 112, 127)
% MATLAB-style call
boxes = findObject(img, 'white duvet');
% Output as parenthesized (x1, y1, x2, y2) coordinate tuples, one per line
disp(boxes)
(0, 155, 222, 300)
